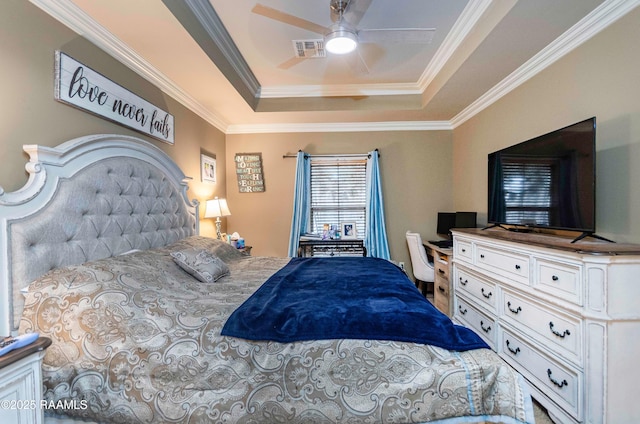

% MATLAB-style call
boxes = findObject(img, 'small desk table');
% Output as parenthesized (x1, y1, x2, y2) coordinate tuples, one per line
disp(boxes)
(422, 241, 454, 316)
(298, 239, 366, 257)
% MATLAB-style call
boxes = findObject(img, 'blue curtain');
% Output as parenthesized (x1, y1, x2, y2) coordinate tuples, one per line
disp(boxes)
(287, 151, 310, 257)
(364, 150, 391, 260)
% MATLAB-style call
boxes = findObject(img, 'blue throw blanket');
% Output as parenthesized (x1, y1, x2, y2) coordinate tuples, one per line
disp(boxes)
(222, 257, 489, 351)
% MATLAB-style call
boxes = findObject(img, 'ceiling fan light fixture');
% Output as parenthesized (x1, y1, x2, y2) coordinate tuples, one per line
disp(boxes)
(324, 27, 357, 54)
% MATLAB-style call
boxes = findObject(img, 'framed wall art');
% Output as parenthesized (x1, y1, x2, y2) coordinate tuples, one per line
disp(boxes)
(201, 154, 217, 183)
(54, 51, 174, 144)
(234, 153, 265, 192)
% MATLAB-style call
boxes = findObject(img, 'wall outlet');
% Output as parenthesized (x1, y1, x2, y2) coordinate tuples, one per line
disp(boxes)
(398, 262, 405, 270)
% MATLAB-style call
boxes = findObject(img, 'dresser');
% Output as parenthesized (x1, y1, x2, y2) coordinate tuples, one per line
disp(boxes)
(451, 228, 640, 424)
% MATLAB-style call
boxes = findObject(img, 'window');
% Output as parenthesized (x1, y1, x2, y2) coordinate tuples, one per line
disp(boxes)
(502, 158, 556, 226)
(309, 158, 366, 237)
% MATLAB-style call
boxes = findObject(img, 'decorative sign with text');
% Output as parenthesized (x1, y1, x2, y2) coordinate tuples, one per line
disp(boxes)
(54, 51, 174, 144)
(234, 153, 265, 192)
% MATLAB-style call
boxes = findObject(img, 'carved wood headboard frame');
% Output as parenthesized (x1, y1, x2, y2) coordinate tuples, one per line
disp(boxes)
(0, 134, 199, 335)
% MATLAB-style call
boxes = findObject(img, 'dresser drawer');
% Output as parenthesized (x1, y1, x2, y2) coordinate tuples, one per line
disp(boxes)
(455, 267, 497, 312)
(499, 327, 582, 421)
(476, 244, 529, 285)
(535, 258, 582, 305)
(455, 239, 473, 262)
(502, 291, 582, 364)
(455, 296, 496, 348)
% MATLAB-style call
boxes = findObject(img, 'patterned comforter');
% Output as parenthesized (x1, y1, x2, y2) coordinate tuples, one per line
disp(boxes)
(19, 236, 533, 423)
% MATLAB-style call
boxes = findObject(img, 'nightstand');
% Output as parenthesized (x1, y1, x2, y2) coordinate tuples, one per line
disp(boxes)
(238, 246, 252, 256)
(0, 337, 51, 424)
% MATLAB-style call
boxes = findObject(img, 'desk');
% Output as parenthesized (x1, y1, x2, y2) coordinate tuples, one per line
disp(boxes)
(423, 241, 453, 316)
(298, 239, 366, 257)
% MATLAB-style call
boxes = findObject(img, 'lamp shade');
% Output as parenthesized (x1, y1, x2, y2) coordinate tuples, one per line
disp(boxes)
(204, 197, 231, 218)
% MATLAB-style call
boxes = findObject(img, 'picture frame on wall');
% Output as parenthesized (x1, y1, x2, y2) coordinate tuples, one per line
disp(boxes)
(201, 154, 216, 183)
(341, 223, 357, 239)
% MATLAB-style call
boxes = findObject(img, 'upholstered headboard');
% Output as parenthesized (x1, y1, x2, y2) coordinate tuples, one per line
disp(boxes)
(0, 134, 199, 335)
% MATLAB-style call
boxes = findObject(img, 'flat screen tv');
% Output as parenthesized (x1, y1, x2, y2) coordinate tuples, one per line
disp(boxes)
(487, 117, 597, 241)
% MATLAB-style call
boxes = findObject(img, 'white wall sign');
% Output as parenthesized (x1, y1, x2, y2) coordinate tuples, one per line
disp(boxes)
(54, 51, 174, 144)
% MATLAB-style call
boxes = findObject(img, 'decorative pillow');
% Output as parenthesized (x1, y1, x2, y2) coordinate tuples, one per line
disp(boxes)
(171, 248, 230, 283)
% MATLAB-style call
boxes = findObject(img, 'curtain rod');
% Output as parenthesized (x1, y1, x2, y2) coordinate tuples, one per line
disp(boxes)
(283, 149, 379, 159)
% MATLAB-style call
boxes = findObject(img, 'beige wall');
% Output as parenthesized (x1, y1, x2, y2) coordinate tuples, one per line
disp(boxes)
(225, 131, 454, 274)
(0, 0, 226, 238)
(6, 0, 638, 277)
(452, 7, 640, 243)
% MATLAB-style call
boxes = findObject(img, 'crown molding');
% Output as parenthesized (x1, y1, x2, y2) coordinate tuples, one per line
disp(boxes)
(29, 0, 230, 133)
(259, 82, 423, 98)
(29, 0, 639, 135)
(182, 0, 261, 98)
(416, 0, 493, 91)
(225, 120, 452, 134)
(450, 0, 640, 128)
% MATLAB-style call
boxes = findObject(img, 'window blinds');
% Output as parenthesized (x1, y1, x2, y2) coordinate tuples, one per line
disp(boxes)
(310, 158, 366, 237)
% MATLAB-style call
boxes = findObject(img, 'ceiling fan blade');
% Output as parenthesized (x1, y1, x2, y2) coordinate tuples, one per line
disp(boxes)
(277, 56, 307, 70)
(344, 49, 369, 75)
(358, 28, 436, 44)
(342, 0, 372, 27)
(252, 4, 328, 35)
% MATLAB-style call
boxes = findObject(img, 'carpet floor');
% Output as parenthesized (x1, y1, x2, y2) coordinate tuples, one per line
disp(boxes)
(533, 399, 554, 424)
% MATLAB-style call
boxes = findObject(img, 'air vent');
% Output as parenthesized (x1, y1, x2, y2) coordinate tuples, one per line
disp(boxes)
(292, 39, 326, 58)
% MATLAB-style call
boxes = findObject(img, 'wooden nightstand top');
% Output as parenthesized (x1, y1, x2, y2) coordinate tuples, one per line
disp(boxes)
(238, 246, 252, 256)
(0, 337, 51, 370)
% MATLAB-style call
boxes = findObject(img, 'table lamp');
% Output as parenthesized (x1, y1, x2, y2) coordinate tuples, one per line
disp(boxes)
(204, 197, 231, 240)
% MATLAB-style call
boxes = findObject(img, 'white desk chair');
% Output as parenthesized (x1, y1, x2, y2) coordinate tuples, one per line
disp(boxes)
(406, 231, 435, 296)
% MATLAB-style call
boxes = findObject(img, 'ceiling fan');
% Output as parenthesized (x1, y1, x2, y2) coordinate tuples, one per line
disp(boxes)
(251, 0, 435, 71)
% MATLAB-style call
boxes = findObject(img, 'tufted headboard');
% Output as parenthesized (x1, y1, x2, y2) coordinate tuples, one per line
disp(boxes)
(0, 134, 199, 335)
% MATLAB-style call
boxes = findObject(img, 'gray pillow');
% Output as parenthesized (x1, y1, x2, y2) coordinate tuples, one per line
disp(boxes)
(171, 248, 230, 283)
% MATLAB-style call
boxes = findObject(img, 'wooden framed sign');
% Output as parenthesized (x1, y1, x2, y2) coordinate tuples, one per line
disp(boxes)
(234, 153, 265, 192)
(54, 51, 174, 144)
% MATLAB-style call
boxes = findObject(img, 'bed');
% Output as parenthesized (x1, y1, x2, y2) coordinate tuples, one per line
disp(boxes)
(0, 134, 535, 423)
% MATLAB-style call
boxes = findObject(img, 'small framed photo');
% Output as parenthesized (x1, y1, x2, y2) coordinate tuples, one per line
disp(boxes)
(341, 223, 357, 239)
(201, 153, 216, 183)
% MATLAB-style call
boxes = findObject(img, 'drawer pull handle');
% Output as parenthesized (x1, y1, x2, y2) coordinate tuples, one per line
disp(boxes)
(461, 248, 466, 252)
(515, 264, 521, 270)
(480, 254, 485, 259)
(547, 369, 568, 388)
(458, 306, 467, 315)
(438, 269, 446, 274)
(459, 278, 468, 286)
(480, 320, 491, 333)
(552, 275, 559, 281)
(549, 322, 571, 338)
(506, 340, 520, 355)
(507, 302, 522, 314)
(481, 288, 493, 299)
(438, 286, 446, 293)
